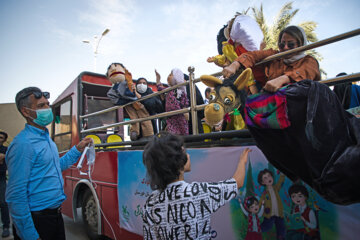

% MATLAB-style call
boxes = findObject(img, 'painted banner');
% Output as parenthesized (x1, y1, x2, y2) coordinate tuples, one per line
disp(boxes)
(117, 146, 360, 239)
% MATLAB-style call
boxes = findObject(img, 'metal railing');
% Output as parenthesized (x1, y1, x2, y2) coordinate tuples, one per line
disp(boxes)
(80, 28, 360, 136)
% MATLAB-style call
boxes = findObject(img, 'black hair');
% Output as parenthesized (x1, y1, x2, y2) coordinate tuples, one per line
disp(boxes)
(278, 25, 305, 47)
(217, 24, 228, 54)
(136, 77, 148, 85)
(288, 184, 309, 198)
(205, 87, 212, 94)
(0, 131, 8, 141)
(184, 74, 189, 81)
(336, 72, 347, 77)
(106, 62, 125, 77)
(333, 72, 351, 109)
(15, 87, 42, 115)
(143, 132, 188, 191)
(244, 196, 259, 210)
(257, 169, 274, 186)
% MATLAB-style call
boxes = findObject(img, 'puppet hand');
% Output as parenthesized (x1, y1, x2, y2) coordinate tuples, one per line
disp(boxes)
(263, 75, 290, 92)
(207, 57, 215, 63)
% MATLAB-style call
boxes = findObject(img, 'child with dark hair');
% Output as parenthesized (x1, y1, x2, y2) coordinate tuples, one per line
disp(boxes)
(286, 184, 318, 240)
(257, 169, 286, 239)
(239, 196, 264, 240)
(142, 132, 251, 239)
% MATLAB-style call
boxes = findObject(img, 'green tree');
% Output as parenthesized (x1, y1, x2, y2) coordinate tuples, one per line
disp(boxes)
(251, 1, 326, 77)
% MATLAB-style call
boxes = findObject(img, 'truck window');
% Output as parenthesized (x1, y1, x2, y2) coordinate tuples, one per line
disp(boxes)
(86, 98, 117, 129)
(53, 100, 72, 152)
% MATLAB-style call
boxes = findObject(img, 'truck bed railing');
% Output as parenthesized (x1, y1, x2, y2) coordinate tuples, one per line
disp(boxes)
(80, 28, 360, 137)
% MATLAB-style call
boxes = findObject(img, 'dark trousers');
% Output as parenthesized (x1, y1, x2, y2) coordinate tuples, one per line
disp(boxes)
(13, 207, 65, 240)
(0, 179, 10, 228)
(261, 216, 286, 239)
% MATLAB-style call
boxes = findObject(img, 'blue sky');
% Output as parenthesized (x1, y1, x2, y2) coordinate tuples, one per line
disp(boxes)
(0, 0, 359, 104)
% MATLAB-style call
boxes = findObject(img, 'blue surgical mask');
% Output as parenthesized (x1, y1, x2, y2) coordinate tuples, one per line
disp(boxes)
(27, 108, 54, 127)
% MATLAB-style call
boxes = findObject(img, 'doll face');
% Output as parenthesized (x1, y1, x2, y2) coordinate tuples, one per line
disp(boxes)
(248, 201, 260, 214)
(107, 63, 126, 84)
(261, 172, 274, 186)
(291, 192, 307, 206)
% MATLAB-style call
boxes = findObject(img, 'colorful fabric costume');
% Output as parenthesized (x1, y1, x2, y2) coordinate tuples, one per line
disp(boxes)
(107, 74, 154, 138)
(236, 49, 321, 85)
(246, 80, 360, 205)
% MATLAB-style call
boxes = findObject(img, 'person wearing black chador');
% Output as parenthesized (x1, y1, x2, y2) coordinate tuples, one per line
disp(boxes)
(135, 77, 164, 134)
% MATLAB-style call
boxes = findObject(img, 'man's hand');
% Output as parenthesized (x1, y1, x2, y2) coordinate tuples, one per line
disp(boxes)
(76, 138, 93, 152)
(222, 61, 240, 78)
(263, 75, 290, 92)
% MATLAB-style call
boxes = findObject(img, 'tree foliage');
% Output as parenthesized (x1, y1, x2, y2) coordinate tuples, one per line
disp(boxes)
(249, 1, 326, 77)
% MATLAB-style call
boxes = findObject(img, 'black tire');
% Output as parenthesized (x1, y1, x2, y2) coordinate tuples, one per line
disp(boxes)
(82, 189, 100, 240)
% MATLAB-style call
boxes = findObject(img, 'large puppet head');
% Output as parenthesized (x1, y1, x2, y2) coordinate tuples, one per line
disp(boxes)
(200, 68, 253, 126)
(106, 62, 129, 84)
(223, 14, 263, 52)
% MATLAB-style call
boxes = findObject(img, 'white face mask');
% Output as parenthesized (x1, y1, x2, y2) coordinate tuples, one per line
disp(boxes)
(137, 83, 147, 93)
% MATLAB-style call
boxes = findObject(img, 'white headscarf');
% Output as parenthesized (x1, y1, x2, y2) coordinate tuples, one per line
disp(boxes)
(283, 25, 308, 64)
(171, 68, 187, 98)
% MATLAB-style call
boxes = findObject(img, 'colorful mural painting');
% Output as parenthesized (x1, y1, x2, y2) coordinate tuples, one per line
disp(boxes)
(117, 146, 360, 239)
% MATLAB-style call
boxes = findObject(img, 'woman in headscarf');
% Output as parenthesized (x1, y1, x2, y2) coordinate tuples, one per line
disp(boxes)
(134, 77, 164, 134)
(223, 25, 321, 92)
(156, 68, 189, 135)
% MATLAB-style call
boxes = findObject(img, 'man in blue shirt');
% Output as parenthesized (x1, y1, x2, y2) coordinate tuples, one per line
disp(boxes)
(0, 131, 10, 238)
(6, 87, 92, 240)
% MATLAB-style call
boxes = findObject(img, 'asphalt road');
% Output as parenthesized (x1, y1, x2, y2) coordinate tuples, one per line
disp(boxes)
(0, 210, 89, 240)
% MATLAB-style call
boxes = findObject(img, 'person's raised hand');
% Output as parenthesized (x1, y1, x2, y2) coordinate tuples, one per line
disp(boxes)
(155, 69, 161, 84)
(239, 148, 251, 165)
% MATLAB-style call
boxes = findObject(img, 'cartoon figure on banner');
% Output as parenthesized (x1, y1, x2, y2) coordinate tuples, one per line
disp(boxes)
(106, 63, 154, 141)
(258, 169, 286, 239)
(286, 184, 320, 240)
(238, 196, 265, 240)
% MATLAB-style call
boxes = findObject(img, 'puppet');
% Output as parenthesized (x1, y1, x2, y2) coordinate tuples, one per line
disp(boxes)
(207, 14, 266, 88)
(200, 68, 253, 131)
(201, 68, 360, 205)
(106, 63, 154, 140)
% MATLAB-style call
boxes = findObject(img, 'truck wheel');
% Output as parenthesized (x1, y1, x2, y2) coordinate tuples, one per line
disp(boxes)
(82, 189, 100, 240)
